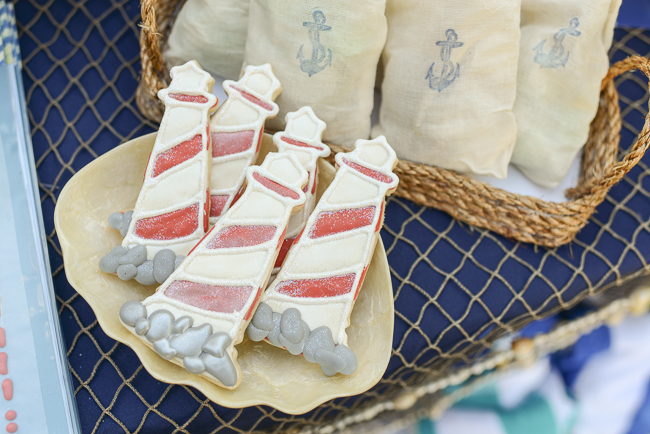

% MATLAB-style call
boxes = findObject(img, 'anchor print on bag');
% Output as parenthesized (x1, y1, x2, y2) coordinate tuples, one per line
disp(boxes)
(534, 18, 581, 68)
(426, 29, 464, 92)
(297, 10, 332, 77)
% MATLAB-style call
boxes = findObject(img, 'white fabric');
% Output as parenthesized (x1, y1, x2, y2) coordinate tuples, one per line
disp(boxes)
(510, 0, 622, 188)
(436, 409, 504, 434)
(372, 0, 521, 178)
(243, 0, 387, 147)
(474, 151, 582, 203)
(164, 0, 250, 80)
(538, 369, 576, 434)
(495, 358, 550, 409)
(572, 315, 650, 434)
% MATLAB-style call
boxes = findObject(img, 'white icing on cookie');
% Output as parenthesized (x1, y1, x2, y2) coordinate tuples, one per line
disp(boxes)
(208, 64, 281, 226)
(272, 107, 330, 273)
(122, 60, 217, 259)
(260, 136, 398, 347)
(123, 152, 307, 389)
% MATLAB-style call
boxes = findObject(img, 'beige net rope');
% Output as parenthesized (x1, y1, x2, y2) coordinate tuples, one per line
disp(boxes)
(15, 0, 650, 432)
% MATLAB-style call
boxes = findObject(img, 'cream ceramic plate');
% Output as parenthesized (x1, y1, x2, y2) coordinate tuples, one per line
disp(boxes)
(54, 132, 394, 414)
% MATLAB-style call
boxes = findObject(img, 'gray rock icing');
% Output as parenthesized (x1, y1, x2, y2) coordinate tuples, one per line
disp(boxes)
(247, 303, 358, 376)
(118, 244, 147, 267)
(153, 250, 176, 284)
(135, 261, 156, 286)
(120, 300, 147, 326)
(117, 264, 138, 281)
(169, 324, 212, 358)
(100, 246, 184, 285)
(135, 318, 150, 336)
(108, 210, 133, 237)
(99, 246, 128, 274)
(118, 300, 238, 387)
(202, 332, 231, 358)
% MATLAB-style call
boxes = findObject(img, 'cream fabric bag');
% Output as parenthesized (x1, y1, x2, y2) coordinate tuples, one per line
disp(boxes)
(511, 0, 622, 188)
(372, 0, 521, 178)
(164, 0, 250, 80)
(243, 0, 387, 147)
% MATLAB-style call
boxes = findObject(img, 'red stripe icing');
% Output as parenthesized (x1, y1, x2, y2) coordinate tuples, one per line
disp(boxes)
(207, 225, 276, 249)
(342, 158, 394, 183)
(277, 226, 287, 249)
(209, 195, 229, 218)
(231, 185, 246, 206)
(273, 236, 296, 269)
(375, 201, 385, 233)
(253, 173, 300, 199)
(169, 93, 209, 104)
(309, 206, 376, 239)
(256, 128, 263, 153)
(354, 266, 369, 300)
(294, 227, 305, 244)
(232, 86, 273, 111)
(134, 204, 199, 240)
(153, 134, 203, 177)
(2, 380, 11, 401)
(165, 281, 253, 313)
(5, 411, 15, 421)
(312, 165, 318, 194)
(0, 329, 5, 348)
(277, 273, 356, 298)
(203, 189, 210, 232)
(0, 353, 6, 375)
(212, 130, 256, 157)
(6, 423, 16, 433)
(206, 125, 211, 153)
(281, 136, 326, 151)
(245, 287, 263, 321)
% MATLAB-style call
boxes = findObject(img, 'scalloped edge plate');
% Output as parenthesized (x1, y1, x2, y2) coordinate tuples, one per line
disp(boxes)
(54, 132, 394, 414)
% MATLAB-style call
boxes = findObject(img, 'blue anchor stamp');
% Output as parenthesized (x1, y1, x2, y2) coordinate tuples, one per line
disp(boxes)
(297, 10, 332, 77)
(534, 18, 581, 68)
(426, 29, 463, 92)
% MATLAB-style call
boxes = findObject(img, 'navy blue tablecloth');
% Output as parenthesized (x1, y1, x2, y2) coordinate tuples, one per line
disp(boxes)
(14, 0, 650, 431)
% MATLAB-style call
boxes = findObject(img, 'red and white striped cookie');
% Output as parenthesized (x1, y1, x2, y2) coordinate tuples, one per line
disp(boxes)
(119, 152, 308, 389)
(248, 137, 398, 377)
(208, 64, 281, 226)
(273, 107, 330, 273)
(123, 60, 217, 259)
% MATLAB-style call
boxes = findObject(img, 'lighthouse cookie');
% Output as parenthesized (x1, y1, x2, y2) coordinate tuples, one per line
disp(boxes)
(100, 60, 217, 284)
(273, 107, 330, 272)
(119, 152, 308, 389)
(208, 64, 281, 225)
(249, 136, 398, 376)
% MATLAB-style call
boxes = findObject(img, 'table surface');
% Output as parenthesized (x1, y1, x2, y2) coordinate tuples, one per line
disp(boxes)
(12, 0, 650, 432)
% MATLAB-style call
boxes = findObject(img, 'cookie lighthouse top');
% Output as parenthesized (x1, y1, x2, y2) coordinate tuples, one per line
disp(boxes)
(208, 64, 282, 225)
(273, 107, 330, 272)
(121, 60, 217, 259)
(250, 136, 398, 376)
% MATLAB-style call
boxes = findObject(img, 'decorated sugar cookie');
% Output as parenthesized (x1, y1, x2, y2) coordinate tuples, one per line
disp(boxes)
(208, 64, 281, 225)
(273, 107, 330, 273)
(248, 136, 398, 376)
(100, 60, 217, 284)
(119, 152, 308, 389)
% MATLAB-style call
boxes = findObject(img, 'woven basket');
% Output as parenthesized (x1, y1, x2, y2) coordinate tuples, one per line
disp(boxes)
(135, 0, 650, 248)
